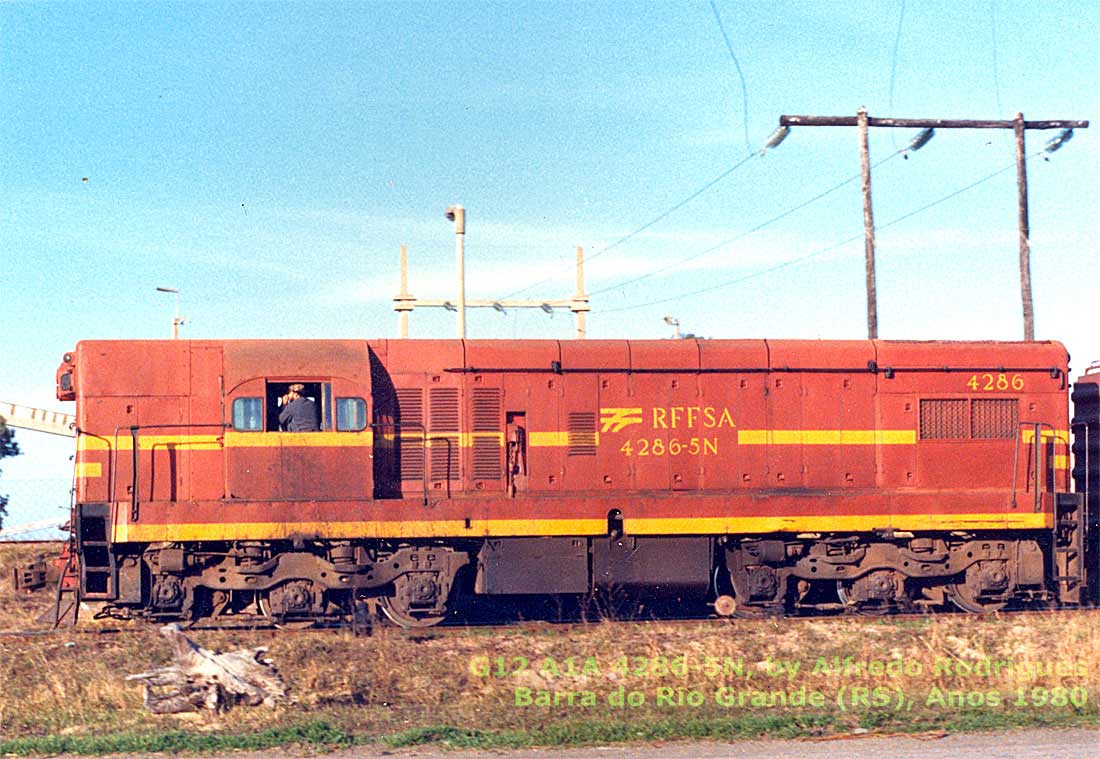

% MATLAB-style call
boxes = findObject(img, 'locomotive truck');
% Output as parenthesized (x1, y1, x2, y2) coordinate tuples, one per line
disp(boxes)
(55, 337, 1098, 626)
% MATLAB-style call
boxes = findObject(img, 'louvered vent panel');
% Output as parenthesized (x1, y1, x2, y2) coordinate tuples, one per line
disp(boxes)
(472, 388, 501, 431)
(430, 388, 460, 481)
(430, 388, 460, 431)
(396, 389, 424, 481)
(568, 412, 597, 457)
(971, 398, 1019, 439)
(472, 388, 502, 479)
(919, 399, 968, 440)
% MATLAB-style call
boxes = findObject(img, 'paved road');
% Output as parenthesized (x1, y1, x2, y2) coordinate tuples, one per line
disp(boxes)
(198, 728, 1100, 759)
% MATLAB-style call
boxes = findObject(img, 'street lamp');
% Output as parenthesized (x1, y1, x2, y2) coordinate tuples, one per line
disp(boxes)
(155, 286, 185, 339)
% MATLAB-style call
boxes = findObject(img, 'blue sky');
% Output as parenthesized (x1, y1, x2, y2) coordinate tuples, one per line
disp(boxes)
(1, 1, 1097, 523)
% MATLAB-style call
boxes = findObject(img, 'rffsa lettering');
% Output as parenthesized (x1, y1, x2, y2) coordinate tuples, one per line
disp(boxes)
(651, 406, 735, 429)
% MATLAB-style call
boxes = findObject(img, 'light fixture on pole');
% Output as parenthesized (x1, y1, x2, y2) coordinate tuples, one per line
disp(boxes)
(445, 205, 466, 338)
(155, 286, 184, 339)
(663, 316, 681, 339)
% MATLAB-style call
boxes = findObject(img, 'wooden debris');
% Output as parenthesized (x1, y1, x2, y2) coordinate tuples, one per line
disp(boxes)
(127, 623, 287, 714)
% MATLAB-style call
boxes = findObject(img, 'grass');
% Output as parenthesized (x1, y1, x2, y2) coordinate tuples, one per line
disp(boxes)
(0, 721, 359, 756)
(2, 543, 1099, 754)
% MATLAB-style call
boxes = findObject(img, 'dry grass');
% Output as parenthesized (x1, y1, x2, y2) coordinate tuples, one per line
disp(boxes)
(2, 542, 1100, 750)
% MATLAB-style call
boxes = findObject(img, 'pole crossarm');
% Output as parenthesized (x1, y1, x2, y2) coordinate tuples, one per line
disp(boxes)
(406, 299, 584, 310)
(780, 115, 1089, 130)
(775, 109, 1089, 343)
(394, 242, 590, 338)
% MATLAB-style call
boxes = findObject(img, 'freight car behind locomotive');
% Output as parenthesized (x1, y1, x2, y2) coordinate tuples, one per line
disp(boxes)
(55, 337, 1096, 625)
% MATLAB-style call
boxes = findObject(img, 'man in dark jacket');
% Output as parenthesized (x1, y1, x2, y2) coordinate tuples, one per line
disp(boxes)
(278, 384, 320, 432)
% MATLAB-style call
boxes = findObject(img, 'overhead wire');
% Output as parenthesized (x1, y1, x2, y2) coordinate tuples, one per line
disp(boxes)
(887, 0, 907, 150)
(495, 151, 758, 300)
(887, 0, 907, 114)
(589, 149, 906, 297)
(601, 151, 1035, 315)
(990, 1, 1003, 116)
(708, 0, 752, 154)
(496, 0, 757, 303)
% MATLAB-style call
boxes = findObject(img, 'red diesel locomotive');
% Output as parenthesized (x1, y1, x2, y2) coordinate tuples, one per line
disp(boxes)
(54, 338, 1097, 625)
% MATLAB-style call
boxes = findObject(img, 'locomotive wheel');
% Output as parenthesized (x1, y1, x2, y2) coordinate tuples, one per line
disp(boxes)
(378, 571, 451, 628)
(945, 582, 1009, 614)
(257, 597, 317, 629)
(836, 570, 904, 615)
(946, 560, 1012, 613)
(727, 563, 786, 617)
(378, 595, 447, 628)
(257, 591, 318, 630)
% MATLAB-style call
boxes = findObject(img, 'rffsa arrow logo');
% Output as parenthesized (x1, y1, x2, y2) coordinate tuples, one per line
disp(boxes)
(599, 407, 643, 433)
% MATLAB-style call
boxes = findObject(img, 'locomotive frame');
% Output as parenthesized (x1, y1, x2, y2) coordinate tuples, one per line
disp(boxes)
(55, 337, 1098, 626)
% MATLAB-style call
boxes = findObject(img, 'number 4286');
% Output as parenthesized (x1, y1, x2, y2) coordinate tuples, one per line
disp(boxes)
(967, 373, 1024, 391)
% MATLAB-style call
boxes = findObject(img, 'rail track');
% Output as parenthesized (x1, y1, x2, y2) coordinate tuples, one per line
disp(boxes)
(0, 590, 1093, 640)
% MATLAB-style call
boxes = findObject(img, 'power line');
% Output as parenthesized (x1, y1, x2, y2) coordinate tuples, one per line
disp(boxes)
(496, 151, 757, 300)
(590, 149, 905, 297)
(887, 0, 907, 111)
(602, 152, 1031, 315)
(496, 1, 757, 304)
(990, 1, 1003, 116)
(708, 0, 751, 154)
(887, 0, 907, 149)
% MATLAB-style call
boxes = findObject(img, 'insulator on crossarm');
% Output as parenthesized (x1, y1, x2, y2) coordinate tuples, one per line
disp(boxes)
(907, 128, 935, 152)
(761, 126, 790, 155)
(1044, 129, 1074, 154)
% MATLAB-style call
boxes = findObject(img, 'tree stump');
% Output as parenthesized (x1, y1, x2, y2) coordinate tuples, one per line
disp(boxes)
(127, 623, 287, 714)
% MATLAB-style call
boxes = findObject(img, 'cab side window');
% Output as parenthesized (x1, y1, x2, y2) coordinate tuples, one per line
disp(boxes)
(336, 397, 368, 431)
(232, 397, 263, 431)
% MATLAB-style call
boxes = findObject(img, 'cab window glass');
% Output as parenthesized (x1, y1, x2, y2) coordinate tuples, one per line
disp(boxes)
(336, 397, 368, 431)
(232, 398, 263, 431)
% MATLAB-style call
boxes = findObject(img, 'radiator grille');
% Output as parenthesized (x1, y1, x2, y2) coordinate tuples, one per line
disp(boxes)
(971, 398, 1019, 439)
(430, 388, 460, 481)
(567, 412, 597, 457)
(920, 398, 1019, 440)
(430, 388, 460, 432)
(396, 389, 424, 481)
(472, 388, 502, 479)
(471, 388, 500, 431)
(920, 399, 968, 440)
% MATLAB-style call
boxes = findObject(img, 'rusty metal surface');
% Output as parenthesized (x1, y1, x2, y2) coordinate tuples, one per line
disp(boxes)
(11, 556, 49, 592)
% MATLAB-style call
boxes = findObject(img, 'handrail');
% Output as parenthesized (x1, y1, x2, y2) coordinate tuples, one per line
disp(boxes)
(1012, 421, 1057, 512)
(1025, 421, 1064, 512)
(1069, 419, 1090, 590)
(104, 423, 229, 522)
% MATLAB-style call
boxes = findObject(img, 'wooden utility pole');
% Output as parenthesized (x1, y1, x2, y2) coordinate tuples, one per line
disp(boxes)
(779, 112, 1088, 341)
(1014, 113, 1034, 341)
(857, 107, 878, 339)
